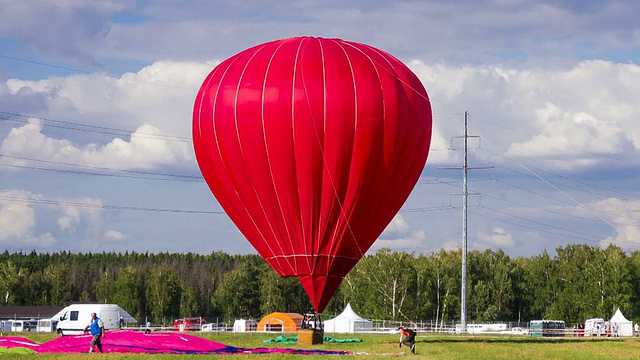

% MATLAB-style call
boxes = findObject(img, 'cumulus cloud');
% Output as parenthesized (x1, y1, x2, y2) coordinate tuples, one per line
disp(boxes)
(372, 230, 427, 253)
(4, 59, 639, 175)
(56, 197, 105, 235)
(0, 190, 56, 248)
(584, 198, 640, 250)
(508, 103, 632, 162)
(0, 121, 191, 171)
(410, 60, 640, 172)
(477, 227, 514, 247)
(2, 61, 222, 173)
(103, 230, 127, 241)
(381, 214, 411, 236)
(0, 191, 39, 240)
(0, 189, 111, 250)
(371, 214, 428, 253)
(58, 206, 80, 231)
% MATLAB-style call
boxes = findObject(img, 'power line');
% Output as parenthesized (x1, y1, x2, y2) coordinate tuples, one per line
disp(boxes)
(0, 54, 197, 91)
(469, 208, 640, 250)
(0, 193, 222, 214)
(480, 192, 614, 226)
(431, 151, 638, 249)
(0, 154, 202, 182)
(0, 111, 191, 143)
(478, 205, 604, 242)
(480, 148, 639, 201)
(494, 179, 638, 223)
(0, 162, 200, 182)
(466, 116, 631, 230)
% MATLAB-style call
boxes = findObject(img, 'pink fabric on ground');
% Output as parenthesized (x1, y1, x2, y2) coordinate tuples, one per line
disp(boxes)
(0, 336, 39, 349)
(0, 330, 352, 355)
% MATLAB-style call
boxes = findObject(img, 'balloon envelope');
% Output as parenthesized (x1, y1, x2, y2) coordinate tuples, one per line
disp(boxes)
(193, 36, 432, 312)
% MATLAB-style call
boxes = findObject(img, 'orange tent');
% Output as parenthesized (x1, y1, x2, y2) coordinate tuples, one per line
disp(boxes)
(257, 312, 303, 332)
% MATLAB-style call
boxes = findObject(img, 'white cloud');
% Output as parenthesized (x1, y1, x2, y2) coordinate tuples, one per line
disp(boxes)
(410, 60, 640, 171)
(103, 230, 127, 241)
(369, 214, 427, 252)
(0, 190, 57, 248)
(0, 119, 191, 171)
(584, 198, 640, 250)
(0, 191, 38, 240)
(477, 227, 514, 247)
(5, 59, 640, 175)
(58, 206, 80, 231)
(372, 230, 427, 253)
(0, 189, 111, 250)
(56, 197, 105, 237)
(381, 214, 410, 236)
(2, 61, 216, 171)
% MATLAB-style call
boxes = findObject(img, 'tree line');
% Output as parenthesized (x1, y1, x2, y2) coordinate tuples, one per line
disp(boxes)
(0, 243, 638, 325)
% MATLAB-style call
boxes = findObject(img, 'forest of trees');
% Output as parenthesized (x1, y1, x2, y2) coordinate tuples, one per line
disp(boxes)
(1, 243, 639, 326)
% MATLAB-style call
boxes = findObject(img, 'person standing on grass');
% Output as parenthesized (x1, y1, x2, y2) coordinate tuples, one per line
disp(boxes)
(84, 312, 105, 353)
(397, 326, 416, 354)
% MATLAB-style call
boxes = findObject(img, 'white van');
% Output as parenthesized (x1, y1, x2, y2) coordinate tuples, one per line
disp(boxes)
(56, 304, 123, 336)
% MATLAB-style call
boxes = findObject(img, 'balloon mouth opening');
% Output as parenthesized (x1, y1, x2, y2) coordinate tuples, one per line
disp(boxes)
(297, 274, 344, 312)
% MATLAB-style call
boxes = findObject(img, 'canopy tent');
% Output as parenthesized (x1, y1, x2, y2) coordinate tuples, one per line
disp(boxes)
(324, 303, 373, 333)
(117, 307, 137, 324)
(257, 312, 303, 332)
(610, 308, 633, 336)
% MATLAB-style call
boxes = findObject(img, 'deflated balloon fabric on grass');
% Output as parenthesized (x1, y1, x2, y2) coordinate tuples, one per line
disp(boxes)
(0, 330, 353, 355)
(264, 335, 363, 344)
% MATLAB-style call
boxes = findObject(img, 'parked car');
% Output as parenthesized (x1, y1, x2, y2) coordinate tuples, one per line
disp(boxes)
(173, 317, 206, 331)
(511, 327, 529, 335)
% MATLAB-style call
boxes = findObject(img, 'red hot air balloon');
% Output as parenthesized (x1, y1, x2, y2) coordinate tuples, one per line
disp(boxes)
(193, 37, 432, 312)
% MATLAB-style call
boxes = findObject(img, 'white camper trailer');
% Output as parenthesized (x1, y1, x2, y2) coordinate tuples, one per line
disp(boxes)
(56, 304, 123, 335)
(10, 320, 36, 332)
(37, 318, 59, 333)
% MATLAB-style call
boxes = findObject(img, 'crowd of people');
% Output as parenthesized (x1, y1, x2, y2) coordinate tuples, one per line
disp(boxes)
(573, 321, 640, 337)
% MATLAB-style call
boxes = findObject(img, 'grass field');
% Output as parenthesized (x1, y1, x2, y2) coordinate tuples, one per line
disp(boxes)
(3, 331, 640, 359)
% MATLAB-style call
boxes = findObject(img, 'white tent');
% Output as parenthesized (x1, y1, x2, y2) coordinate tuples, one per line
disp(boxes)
(324, 303, 372, 333)
(118, 307, 137, 324)
(610, 308, 633, 337)
(233, 319, 257, 332)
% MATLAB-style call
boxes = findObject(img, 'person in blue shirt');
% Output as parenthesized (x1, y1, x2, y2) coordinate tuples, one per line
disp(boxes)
(84, 312, 105, 353)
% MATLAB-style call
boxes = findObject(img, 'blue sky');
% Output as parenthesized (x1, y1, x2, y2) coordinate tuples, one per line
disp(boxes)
(0, 0, 639, 257)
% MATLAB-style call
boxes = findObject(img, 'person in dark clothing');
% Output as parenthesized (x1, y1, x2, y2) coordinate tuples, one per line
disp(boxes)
(397, 326, 416, 354)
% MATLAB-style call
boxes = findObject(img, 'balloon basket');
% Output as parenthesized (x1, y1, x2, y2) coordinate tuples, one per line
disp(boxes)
(298, 329, 324, 345)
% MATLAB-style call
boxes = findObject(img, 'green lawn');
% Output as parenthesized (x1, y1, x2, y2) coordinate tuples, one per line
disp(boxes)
(3, 332, 640, 359)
